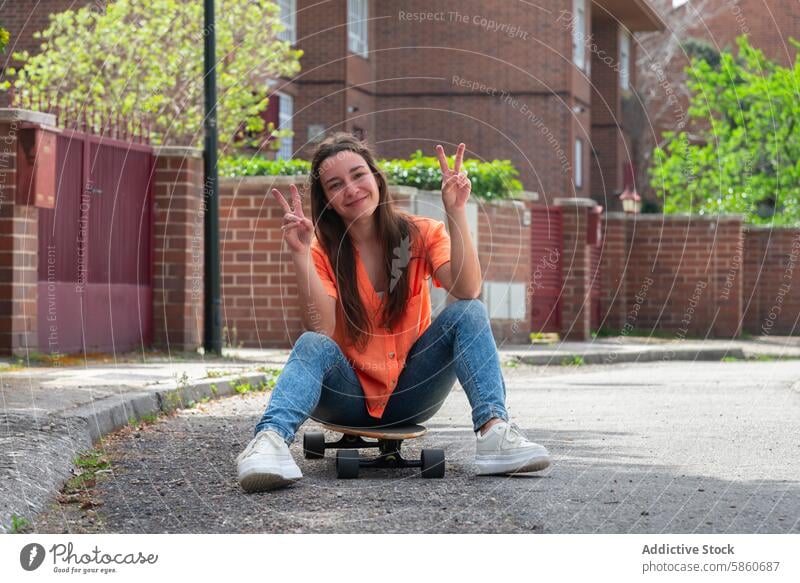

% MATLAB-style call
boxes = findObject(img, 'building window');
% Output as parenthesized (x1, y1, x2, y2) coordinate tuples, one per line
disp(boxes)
(348, 0, 368, 57)
(276, 0, 296, 44)
(572, 0, 587, 71)
(277, 92, 293, 159)
(620, 28, 631, 91)
(574, 138, 583, 189)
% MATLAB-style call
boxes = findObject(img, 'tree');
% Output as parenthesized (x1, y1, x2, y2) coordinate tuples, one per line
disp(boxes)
(649, 35, 800, 226)
(625, 0, 727, 204)
(3, 0, 302, 151)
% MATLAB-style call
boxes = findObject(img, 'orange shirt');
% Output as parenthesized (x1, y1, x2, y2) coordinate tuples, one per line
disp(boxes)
(309, 215, 451, 418)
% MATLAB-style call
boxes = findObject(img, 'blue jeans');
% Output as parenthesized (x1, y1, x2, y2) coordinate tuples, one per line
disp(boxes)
(254, 299, 510, 445)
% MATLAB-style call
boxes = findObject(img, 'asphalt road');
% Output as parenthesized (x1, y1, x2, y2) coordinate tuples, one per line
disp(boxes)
(32, 361, 800, 534)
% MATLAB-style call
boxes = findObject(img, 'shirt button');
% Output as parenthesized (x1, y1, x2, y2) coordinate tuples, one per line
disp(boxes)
(388, 352, 395, 359)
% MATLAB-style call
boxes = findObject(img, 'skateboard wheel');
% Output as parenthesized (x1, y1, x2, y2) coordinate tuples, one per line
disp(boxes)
(336, 449, 360, 479)
(303, 431, 326, 459)
(421, 448, 445, 479)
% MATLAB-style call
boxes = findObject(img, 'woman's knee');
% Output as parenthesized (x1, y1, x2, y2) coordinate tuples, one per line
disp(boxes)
(292, 330, 339, 360)
(439, 298, 489, 326)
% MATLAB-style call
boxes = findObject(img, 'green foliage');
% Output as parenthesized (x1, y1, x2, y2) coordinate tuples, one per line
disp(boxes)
(219, 149, 525, 201)
(3, 0, 302, 150)
(219, 155, 311, 177)
(10, 514, 30, 534)
(561, 355, 585, 366)
(650, 35, 800, 226)
(0, 26, 9, 54)
(380, 149, 523, 201)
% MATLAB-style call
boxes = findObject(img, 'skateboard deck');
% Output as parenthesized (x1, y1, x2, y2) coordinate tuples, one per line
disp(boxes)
(321, 423, 427, 440)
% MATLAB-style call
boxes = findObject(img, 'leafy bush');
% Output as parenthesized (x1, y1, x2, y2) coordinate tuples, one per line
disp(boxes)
(650, 35, 800, 225)
(219, 155, 310, 177)
(380, 150, 523, 201)
(0, 26, 9, 54)
(220, 149, 524, 201)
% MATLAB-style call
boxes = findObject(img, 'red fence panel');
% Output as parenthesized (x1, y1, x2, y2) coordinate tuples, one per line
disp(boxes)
(37, 130, 153, 354)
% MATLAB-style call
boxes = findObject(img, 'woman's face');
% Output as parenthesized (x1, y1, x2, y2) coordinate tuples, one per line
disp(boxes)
(318, 150, 380, 223)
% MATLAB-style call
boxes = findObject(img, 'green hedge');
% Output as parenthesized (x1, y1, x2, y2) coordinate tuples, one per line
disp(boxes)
(218, 156, 310, 177)
(219, 149, 523, 201)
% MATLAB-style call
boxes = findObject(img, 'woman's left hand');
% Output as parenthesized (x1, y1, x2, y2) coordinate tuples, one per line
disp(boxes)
(436, 143, 472, 213)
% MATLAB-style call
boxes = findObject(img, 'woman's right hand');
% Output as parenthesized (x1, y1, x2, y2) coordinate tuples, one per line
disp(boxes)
(272, 184, 314, 255)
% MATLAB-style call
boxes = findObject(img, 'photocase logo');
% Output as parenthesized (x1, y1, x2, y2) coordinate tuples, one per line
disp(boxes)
(20, 543, 46, 571)
(389, 234, 411, 293)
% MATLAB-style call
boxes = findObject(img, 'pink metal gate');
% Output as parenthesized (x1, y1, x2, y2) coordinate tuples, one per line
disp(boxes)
(37, 126, 154, 354)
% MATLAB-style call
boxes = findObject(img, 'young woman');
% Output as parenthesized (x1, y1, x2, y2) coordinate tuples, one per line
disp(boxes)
(236, 133, 551, 492)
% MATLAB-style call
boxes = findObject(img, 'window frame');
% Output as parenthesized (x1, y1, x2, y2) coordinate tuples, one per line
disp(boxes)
(572, 0, 587, 71)
(276, 92, 294, 160)
(347, 0, 369, 57)
(276, 0, 296, 44)
(619, 27, 631, 91)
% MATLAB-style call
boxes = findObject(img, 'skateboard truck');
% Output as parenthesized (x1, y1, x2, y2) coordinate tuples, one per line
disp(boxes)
(302, 423, 445, 480)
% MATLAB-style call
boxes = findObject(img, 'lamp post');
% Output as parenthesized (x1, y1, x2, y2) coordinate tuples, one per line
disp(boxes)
(203, 0, 222, 354)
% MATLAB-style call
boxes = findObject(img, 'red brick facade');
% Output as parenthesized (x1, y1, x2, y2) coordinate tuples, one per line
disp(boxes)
(742, 227, 800, 336)
(0, 111, 45, 356)
(152, 147, 205, 351)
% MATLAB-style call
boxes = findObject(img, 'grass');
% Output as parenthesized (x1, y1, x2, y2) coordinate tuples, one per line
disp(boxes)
(64, 447, 111, 493)
(128, 412, 161, 429)
(561, 355, 585, 366)
(233, 369, 280, 395)
(9, 514, 31, 534)
(721, 354, 791, 362)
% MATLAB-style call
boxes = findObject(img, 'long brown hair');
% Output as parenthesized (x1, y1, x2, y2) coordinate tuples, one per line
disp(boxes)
(308, 132, 422, 352)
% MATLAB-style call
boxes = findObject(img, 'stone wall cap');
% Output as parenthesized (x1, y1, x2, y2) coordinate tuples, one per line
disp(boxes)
(604, 212, 745, 222)
(220, 175, 309, 186)
(629, 213, 744, 221)
(744, 224, 800, 231)
(0, 108, 57, 126)
(554, 197, 598, 208)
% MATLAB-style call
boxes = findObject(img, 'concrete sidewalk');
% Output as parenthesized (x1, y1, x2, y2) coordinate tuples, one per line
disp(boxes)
(1, 335, 799, 532)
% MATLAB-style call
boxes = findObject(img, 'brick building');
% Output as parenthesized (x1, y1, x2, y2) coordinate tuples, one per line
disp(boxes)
(1, 0, 665, 208)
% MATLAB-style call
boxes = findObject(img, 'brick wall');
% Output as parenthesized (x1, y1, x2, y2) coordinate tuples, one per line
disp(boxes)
(0, 111, 48, 355)
(556, 198, 595, 340)
(151, 147, 205, 351)
(599, 213, 744, 338)
(599, 213, 628, 330)
(217, 176, 534, 347)
(477, 198, 533, 345)
(742, 227, 800, 336)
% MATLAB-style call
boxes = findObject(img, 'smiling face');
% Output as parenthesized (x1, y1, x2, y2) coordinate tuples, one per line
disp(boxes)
(318, 150, 380, 223)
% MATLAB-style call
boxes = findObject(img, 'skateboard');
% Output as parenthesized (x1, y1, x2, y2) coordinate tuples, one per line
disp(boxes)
(302, 423, 445, 479)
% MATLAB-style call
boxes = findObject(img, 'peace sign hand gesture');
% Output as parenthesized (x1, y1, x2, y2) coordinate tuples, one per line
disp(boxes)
(436, 142, 472, 213)
(272, 184, 314, 255)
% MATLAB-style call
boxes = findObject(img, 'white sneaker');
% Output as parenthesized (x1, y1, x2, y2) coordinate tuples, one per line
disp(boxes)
(475, 421, 551, 475)
(236, 430, 303, 492)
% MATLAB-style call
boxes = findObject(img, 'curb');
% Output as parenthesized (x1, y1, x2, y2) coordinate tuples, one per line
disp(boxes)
(56, 372, 272, 443)
(513, 347, 746, 366)
(0, 371, 272, 533)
